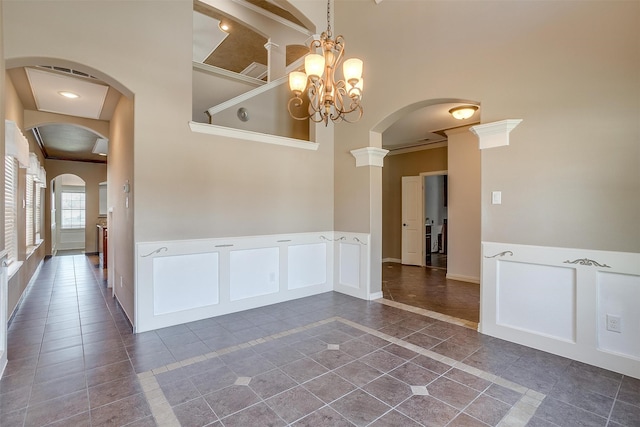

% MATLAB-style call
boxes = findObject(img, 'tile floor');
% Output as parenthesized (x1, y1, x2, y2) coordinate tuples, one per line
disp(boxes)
(1, 255, 639, 426)
(382, 263, 480, 323)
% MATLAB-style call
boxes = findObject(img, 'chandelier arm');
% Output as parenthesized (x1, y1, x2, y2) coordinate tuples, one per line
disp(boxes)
(287, 97, 311, 121)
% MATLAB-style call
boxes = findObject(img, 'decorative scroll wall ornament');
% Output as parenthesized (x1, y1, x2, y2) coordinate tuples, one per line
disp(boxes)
(353, 237, 367, 245)
(484, 251, 514, 259)
(320, 235, 346, 242)
(141, 247, 168, 258)
(563, 258, 611, 268)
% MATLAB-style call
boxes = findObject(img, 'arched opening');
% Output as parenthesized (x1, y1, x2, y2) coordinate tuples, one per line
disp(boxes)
(372, 98, 482, 324)
(50, 174, 86, 256)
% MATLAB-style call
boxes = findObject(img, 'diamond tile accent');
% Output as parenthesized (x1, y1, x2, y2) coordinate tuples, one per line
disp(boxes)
(411, 385, 429, 396)
(235, 377, 251, 386)
(327, 344, 340, 350)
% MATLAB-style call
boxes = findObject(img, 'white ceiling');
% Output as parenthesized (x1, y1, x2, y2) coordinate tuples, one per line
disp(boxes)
(25, 67, 109, 120)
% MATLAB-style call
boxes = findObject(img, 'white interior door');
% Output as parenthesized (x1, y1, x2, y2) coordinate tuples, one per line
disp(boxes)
(401, 176, 423, 266)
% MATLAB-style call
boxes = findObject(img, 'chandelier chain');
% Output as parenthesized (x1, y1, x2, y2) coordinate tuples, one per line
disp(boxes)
(326, 0, 332, 37)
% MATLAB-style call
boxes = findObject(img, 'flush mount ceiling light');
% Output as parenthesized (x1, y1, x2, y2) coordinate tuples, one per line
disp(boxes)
(288, 0, 363, 126)
(58, 91, 80, 99)
(449, 105, 478, 120)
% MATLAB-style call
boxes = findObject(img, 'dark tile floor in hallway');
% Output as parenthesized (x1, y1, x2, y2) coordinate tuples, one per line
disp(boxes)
(1, 255, 639, 426)
(382, 263, 480, 324)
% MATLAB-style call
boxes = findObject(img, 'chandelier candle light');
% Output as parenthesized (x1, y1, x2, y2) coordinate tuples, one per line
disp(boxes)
(288, 0, 364, 125)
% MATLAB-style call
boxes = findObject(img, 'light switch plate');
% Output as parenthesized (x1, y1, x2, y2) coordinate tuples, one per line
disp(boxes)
(492, 191, 502, 205)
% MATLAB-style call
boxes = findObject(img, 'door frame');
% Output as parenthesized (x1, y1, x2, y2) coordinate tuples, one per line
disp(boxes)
(419, 170, 448, 267)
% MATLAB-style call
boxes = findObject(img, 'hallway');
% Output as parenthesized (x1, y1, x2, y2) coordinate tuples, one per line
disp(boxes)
(1, 256, 638, 426)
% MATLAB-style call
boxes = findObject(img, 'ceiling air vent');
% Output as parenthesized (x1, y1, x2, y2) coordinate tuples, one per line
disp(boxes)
(37, 65, 97, 80)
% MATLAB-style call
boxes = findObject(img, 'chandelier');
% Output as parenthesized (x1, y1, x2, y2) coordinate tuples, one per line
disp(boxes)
(287, 0, 363, 125)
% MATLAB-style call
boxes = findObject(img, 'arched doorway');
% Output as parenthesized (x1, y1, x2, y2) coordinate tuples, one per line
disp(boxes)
(371, 98, 482, 323)
(50, 174, 86, 256)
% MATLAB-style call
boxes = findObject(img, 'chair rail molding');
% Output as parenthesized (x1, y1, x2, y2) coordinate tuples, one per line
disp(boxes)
(469, 119, 522, 149)
(350, 147, 389, 167)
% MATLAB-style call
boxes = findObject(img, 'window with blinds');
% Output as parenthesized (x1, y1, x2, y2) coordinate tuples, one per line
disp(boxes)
(26, 174, 34, 248)
(4, 156, 18, 264)
(35, 183, 42, 241)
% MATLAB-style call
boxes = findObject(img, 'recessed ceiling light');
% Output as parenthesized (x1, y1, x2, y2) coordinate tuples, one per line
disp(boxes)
(219, 22, 230, 32)
(58, 91, 80, 99)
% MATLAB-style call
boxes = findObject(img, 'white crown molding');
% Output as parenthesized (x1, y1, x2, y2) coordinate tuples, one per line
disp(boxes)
(385, 141, 448, 156)
(469, 119, 522, 149)
(193, 62, 265, 87)
(350, 147, 389, 167)
(189, 121, 318, 151)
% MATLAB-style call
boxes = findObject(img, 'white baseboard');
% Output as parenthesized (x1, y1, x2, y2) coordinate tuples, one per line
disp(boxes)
(369, 291, 383, 300)
(446, 273, 480, 284)
(382, 258, 401, 263)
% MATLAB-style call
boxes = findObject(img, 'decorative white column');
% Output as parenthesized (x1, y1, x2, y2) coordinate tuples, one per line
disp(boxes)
(469, 119, 523, 149)
(350, 147, 389, 167)
(264, 40, 286, 82)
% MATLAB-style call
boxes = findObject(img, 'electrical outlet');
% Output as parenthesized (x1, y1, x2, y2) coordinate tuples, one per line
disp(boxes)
(606, 314, 622, 333)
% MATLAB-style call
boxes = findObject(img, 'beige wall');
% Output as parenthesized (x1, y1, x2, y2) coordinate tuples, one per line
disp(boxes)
(44, 160, 107, 254)
(382, 147, 448, 259)
(109, 94, 135, 324)
(446, 128, 481, 282)
(3, 1, 333, 247)
(336, 0, 640, 261)
(208, 78, 309, 140)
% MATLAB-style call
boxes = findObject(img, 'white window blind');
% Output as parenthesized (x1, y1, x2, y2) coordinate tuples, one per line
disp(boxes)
(4, 156, 18, 264)
(61, 192, 85, 229)
(26, 174, 34, 247)
(35, 183, 42, 240)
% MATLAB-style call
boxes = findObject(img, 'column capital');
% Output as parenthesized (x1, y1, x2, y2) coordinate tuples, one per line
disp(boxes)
(469, 119, 522, 149)
(350, 147, 389, 167)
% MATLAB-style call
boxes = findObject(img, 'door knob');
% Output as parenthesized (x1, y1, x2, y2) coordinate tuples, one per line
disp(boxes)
(403, 223, 407, 226)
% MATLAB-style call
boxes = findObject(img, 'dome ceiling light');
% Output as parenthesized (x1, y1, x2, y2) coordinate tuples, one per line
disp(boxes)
(449, 105, 478, 120)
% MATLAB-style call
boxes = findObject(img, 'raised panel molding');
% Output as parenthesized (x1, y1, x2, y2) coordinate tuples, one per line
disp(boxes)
(136, 231, 372, 333)
(481, 241, 640, 379)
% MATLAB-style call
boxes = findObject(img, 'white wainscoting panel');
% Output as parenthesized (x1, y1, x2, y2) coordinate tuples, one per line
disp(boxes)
(153, 253, 219, 315)
(230, 247, 279, 301)
(288, 243, 327, 290)
(339, 243, 361, 289)
(497, 261, 575, 342)
(482, 242, 640, 379)
(136, 232, 336, 333)
(597, 272, 640, 359)
(333, 233, 373, 300)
